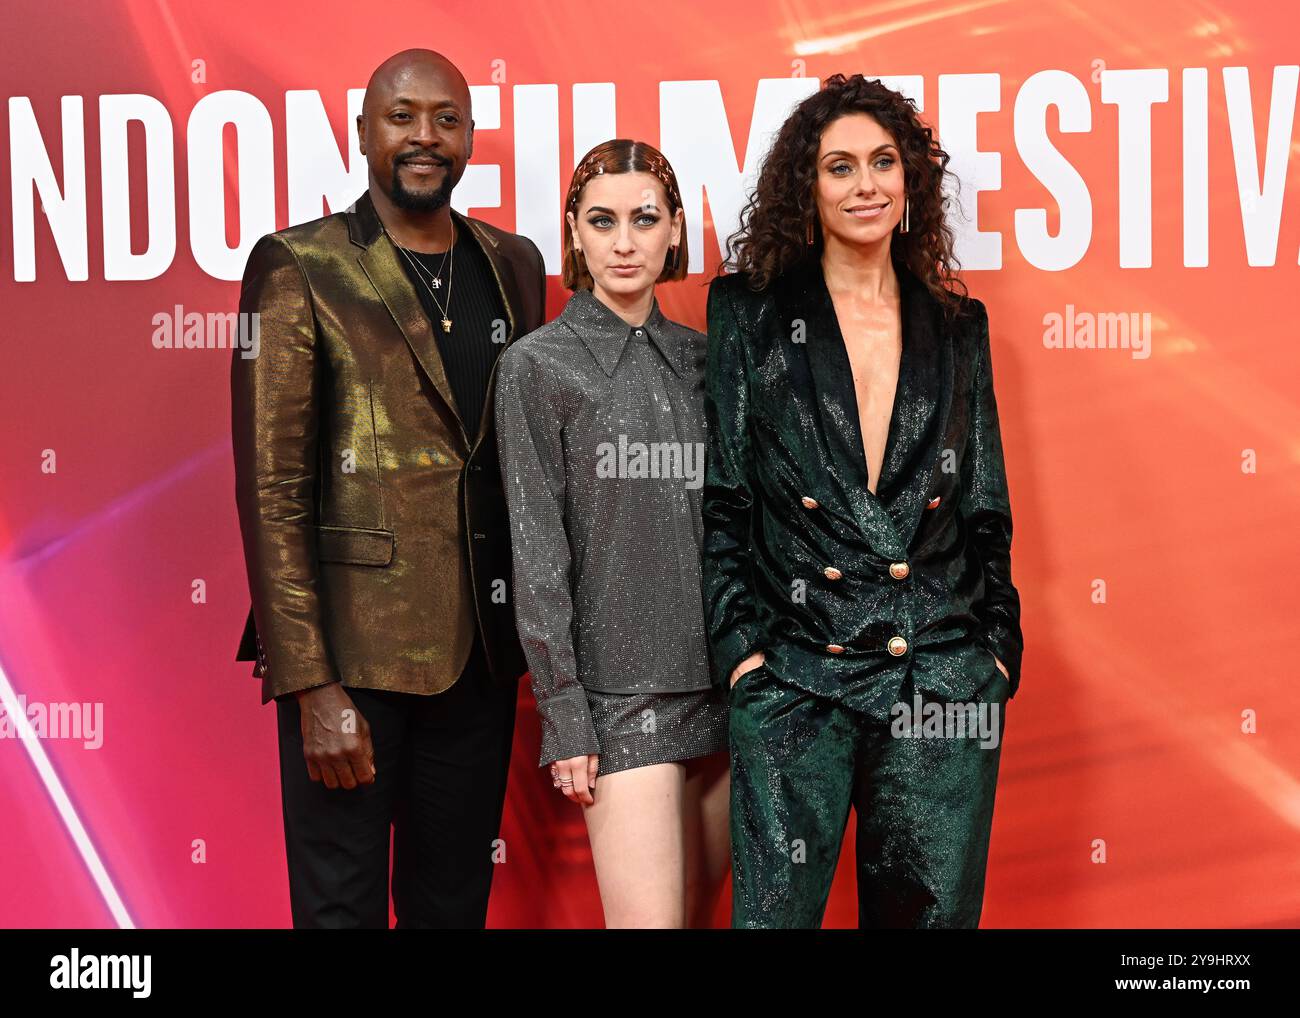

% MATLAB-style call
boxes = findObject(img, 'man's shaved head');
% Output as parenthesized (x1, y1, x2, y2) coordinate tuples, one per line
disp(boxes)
(362, 49, 470, 121)
(357, 49, 474, 216)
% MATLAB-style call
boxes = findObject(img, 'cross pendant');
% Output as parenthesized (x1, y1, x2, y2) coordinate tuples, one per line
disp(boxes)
(441, 318, 452, 333)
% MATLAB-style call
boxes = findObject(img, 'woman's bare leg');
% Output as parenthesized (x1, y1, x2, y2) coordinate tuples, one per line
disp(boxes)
(583, 762, 686, 928)
(683, 751, 731, 927)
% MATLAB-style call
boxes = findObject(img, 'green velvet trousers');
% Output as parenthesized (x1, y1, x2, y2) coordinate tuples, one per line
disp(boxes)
(727, 663, 1010, 928)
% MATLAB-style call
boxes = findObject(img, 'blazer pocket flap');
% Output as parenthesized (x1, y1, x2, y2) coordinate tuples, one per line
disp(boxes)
(316, 525, 395, 566)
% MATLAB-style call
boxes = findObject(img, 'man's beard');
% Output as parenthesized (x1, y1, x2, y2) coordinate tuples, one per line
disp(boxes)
(389, 159, 454, 212)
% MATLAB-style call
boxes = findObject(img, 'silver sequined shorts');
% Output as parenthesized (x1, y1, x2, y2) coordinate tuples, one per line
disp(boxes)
(585, 685, 730, 776)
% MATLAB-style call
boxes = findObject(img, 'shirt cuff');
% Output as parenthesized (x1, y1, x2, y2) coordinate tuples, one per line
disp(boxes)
(536, 687, 601, 767)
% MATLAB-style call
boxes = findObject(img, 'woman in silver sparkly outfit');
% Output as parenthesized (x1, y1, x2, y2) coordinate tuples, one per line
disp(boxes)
(494, 140, 730, 927)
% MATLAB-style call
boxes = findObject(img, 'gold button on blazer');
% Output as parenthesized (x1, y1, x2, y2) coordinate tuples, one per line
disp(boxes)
(232, 189, 544, 704)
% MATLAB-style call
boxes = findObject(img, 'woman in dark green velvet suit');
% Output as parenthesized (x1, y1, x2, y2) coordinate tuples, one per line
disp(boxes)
(703, 73, 1024, 928)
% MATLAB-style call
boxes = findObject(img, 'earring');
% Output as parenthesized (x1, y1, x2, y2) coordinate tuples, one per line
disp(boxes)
(806, 219, 816, 246)
(899, 197, 910, 234)
(668, 244, 680, 270)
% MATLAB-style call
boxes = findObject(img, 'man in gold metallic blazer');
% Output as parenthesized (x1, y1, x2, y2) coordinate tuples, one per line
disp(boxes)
(231, 49, 544, 927)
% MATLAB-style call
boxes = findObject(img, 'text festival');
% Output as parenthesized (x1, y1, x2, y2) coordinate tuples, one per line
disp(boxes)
(8, 66, 1299, 282)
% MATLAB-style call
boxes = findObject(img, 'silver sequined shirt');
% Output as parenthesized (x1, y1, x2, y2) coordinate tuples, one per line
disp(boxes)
(494, 287, 713, 764)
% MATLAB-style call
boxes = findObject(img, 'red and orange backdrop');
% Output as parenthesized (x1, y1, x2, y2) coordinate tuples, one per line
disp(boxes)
(1, 0, 1297, 927)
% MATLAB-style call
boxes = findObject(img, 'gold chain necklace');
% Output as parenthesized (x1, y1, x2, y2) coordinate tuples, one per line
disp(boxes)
(388, 223, 456, 333)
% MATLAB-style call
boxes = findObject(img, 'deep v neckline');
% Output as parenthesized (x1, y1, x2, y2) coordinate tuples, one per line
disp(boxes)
(823, 272, 908, 499)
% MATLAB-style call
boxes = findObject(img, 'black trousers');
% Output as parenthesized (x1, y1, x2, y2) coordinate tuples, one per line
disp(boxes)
(275, 634, 517, 928)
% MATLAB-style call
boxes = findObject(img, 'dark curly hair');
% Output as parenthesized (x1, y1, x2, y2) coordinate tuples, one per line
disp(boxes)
(719, 73, 967, 315)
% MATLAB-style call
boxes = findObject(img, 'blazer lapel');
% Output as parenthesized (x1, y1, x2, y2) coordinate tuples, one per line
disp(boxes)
(457, 210, 525, 450)
(352, 191, 468, 446)
(879, 265, 953, 548)
(776, 257, 952, 558)
(457, 210, 521, 346)
(349, 193, 528, 450)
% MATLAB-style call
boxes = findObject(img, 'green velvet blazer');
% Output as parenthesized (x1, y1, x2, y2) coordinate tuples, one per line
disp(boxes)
(702, 256, 1024, 718)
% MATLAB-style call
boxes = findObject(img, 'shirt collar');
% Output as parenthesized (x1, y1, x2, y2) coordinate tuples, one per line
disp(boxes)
(560, 287, 690, 378)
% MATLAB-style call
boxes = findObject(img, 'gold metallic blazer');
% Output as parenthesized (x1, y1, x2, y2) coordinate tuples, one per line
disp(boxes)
(232, 190, 545, 704)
